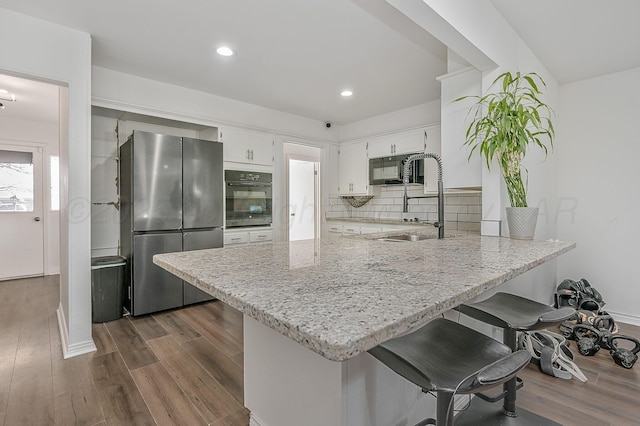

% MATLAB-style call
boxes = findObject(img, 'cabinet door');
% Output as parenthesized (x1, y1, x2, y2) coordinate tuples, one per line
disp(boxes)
(367, 135, 395, 158)
(249, 229, 273, 243)
(338, 142, 368, 195)
(342, 225, 360, 235)
(327, 223, 343, 236)
(249, 130, 274, 165)
(394, 129, 426, 155)
(368, 129, 426, 159)
(359, 225, 383, 234)
(220, 126, 252, 163)
(224, 231, 249, 245)
(220, 126, 274, 165)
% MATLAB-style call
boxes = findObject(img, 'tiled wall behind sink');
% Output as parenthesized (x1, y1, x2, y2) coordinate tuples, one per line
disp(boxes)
(326, 185, 482, 232)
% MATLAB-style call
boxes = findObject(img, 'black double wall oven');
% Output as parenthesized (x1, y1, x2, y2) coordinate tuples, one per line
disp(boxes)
(225, 170, 272, 228)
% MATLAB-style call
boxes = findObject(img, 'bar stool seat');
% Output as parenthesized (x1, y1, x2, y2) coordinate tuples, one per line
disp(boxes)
(368, 317, 531, 426)
(456, 292, 575, 333)
(455, 292, 575, 424)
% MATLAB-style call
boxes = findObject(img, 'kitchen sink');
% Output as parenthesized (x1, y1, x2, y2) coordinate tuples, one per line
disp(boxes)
(377, 234, 433, 242)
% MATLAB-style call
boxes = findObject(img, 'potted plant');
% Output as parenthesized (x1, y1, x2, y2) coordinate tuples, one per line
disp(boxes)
(457, 71, 555, 239)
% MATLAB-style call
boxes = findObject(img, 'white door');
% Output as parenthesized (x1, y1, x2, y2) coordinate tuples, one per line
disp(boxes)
(0, 144, 44, 280)
(288, 159, 317, 241)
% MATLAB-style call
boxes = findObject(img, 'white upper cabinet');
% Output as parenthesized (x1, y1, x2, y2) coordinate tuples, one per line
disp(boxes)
(438, 67, 482, 189)
(219, 126, 274, 166)
(338, 141, 369, 195)
(367, 129, 426, 159)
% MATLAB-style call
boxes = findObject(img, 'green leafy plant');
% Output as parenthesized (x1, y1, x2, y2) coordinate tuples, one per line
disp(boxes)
(457, 71, 555, 207)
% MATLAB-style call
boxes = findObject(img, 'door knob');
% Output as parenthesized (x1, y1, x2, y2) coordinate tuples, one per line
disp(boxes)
(34, 217, 41, 222)
(290, 213, 295, 216)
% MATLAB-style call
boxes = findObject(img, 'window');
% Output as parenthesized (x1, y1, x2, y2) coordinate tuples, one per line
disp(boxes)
(50, 155, 59, 211)
(0, 149, 34, 212)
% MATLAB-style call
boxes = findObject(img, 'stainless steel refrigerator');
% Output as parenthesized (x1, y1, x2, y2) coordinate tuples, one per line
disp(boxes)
(120, 131, 223, 316)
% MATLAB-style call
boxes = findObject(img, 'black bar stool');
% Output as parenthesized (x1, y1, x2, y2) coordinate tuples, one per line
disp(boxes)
(368, 317, 531, 426)
(455, 292, 575, 424)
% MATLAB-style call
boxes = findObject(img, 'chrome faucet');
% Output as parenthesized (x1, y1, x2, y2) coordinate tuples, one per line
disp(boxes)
(403, 152, 444, 239)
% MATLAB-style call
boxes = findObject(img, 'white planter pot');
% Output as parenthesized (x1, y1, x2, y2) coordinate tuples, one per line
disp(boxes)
(506, 207, 539, 240)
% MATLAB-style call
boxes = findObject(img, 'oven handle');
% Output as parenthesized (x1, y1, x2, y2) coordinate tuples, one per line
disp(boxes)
(227, 182, 272, 187)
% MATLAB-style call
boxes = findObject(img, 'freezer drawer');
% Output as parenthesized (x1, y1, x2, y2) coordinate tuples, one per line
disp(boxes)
(182, 228, 223, 305)
(132, 233, 183, 316)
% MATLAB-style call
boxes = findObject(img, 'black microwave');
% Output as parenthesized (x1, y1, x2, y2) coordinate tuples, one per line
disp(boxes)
(369, 153, 425, 185)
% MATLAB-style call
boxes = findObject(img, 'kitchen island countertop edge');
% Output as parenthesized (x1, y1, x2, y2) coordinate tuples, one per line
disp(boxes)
(154, 233, 575, 361)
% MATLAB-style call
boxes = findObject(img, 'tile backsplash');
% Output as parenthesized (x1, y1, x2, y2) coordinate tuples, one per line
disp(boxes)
(326, 185, 481, 232)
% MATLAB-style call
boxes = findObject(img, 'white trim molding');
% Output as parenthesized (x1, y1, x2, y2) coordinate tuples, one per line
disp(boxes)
(57, 303, 97, 359)
(608, 311, 640, 327)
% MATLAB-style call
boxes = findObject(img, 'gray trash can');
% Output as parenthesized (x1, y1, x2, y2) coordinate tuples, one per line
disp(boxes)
(91, 255, 127, 323)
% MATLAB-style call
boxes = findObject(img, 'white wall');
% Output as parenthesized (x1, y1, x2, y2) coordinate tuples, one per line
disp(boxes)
(339, 100, 441, 141)
(91, 67, 340, 248)
(0, 116, 60, 274)
(390, 0, 562, 304)
(0, 8, 94, 358)
(92, 66, 338, 143)
(91, 115, 202, 257)
(557, 67, 640, 324)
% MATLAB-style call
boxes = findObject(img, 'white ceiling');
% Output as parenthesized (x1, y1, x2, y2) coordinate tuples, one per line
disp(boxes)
(0, 73, 59, 123)
(1, 0, 639, 126)
(489, 0, 640, 84)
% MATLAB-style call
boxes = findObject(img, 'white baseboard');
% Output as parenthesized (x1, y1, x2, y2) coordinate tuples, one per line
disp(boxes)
(249, 413, 265, 426)
(608, 311, 640, 327)
(56, 304, 97, 359)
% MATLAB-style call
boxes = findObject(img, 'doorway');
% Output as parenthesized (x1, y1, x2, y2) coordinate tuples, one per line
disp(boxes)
(0, 144, 44, 279)
(0, 73, 61, 280)
(284, 143, 321, 242)
(288, 158, 318, 241)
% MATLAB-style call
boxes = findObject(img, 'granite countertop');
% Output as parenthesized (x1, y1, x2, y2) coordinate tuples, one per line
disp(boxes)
(154, 231, 574, 361)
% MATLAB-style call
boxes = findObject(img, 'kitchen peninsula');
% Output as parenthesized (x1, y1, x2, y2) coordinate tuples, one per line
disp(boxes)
(154, 231, 574, 426)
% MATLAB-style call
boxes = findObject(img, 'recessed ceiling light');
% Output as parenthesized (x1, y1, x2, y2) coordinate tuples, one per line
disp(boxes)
(341, 90, 353, 97)
(216, 46, 234, 57)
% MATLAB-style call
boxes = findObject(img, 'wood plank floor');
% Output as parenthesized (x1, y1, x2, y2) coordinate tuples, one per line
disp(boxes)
(0, 275, 248, 426)
(0, 275, 638, 425)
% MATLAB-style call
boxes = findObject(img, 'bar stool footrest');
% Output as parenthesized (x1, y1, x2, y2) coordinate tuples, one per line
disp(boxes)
(455, 396, 560, 426)
(475, 376, 524, 403)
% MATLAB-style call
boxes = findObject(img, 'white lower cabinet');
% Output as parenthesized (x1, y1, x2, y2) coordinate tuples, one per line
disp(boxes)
(225, 228, 273, 246)
(342, 225, 360, 235)
(326, 221, 421, 237)
(359, 225, 383, 234)
(327, 223, 343, 236)
(249, 229, 273, 243)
